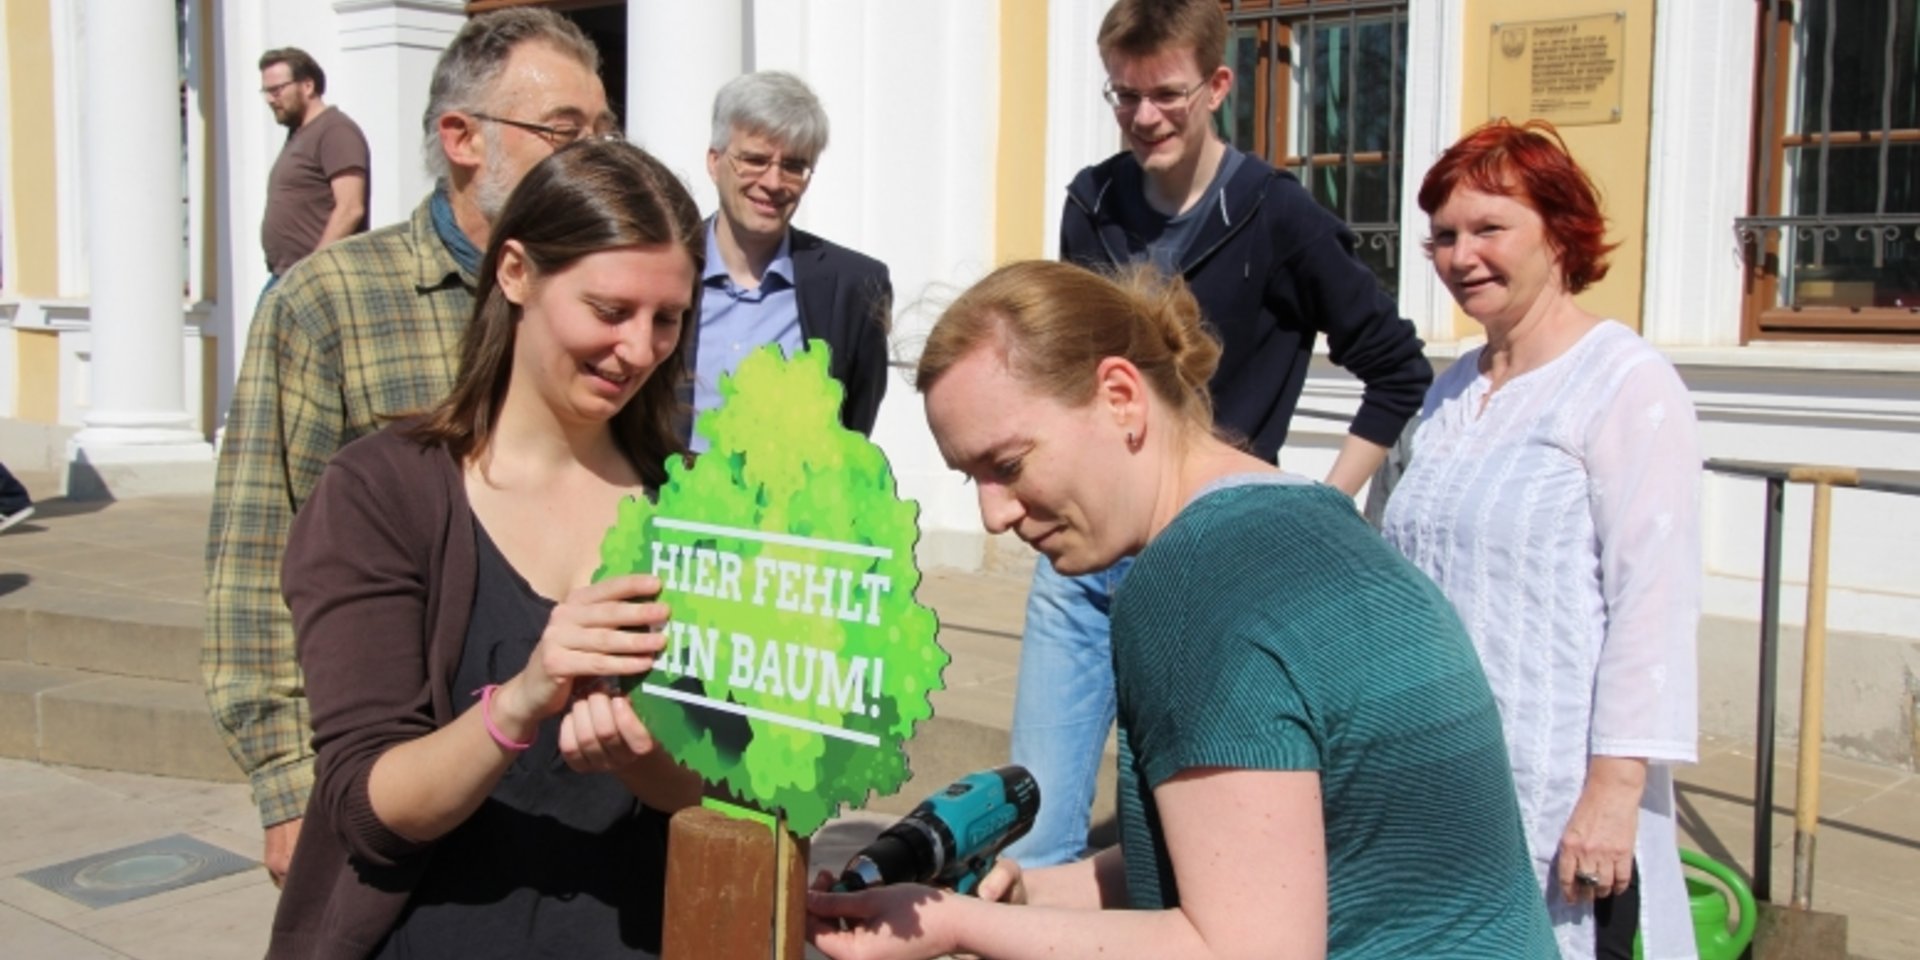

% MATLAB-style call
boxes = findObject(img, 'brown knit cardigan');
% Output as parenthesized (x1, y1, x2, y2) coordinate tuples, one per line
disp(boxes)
(269, 426, 476, 959)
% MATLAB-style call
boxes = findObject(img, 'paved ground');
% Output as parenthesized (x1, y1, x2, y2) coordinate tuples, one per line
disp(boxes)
(0, 756, 897, 959)
(4, 744, 1913, 958)
(0, 474, 1915, 958)
(0, 472, 204, 617)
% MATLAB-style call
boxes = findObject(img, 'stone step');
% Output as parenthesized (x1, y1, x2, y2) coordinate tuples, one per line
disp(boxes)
(0, 605, 202, 683)
(0, 567, 1100, 811)
(0, 661, 1101, 827)
(0, 661, 240, 782)
(0, 653, 1083, 805)
(0, 581, 1093, 819)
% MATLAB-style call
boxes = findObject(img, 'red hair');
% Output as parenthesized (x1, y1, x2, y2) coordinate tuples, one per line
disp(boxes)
(1418, 119, 1617, 294)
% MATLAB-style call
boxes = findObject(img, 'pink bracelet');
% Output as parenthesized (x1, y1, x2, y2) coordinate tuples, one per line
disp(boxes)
(473, 684, 534, 752)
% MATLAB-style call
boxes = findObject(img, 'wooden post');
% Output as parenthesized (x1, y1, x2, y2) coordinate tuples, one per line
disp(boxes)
(1784, 465, 1854, 911)
(661, 806, 808, 960)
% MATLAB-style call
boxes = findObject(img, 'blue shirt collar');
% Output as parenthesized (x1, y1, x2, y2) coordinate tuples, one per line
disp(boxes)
(703, 217, 794, 288)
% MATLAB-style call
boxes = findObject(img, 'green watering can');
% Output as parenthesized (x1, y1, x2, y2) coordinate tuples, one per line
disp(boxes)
(1633, 849, 1757, 960)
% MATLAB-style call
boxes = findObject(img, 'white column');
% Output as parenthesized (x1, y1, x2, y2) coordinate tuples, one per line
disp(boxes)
(740, 1, 1001, 566)
(50, 0, 89, 297)
(1397, 0, 1467, 345)
(626, 0, 744, 216)
(64, 0, 213, 497)
(184, 0, 211, 306)
(214, 0, 270, 418)
(1044, 0, 1119, 257)
(1641, 0, 1754, 348)
(333, 0, 466, 228)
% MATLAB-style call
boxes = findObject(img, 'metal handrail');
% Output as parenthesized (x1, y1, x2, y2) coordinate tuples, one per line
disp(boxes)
(1703, 458, 1920, 921)
(1709, 458, 1920, 497)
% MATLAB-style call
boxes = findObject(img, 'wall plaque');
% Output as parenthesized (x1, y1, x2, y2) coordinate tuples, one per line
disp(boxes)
(1489, 13, 1625, 126)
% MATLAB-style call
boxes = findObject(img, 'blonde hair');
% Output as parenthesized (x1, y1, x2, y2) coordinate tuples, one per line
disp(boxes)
(916, 261, 1220, 425)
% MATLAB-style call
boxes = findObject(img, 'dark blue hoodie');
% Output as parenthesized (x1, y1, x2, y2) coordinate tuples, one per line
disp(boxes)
(1061, 149, 1432, 461)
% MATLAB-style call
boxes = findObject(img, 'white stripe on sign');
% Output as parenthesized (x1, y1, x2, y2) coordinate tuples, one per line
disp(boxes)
(639, 684, 881, 747)
(651, 517, 893, 560)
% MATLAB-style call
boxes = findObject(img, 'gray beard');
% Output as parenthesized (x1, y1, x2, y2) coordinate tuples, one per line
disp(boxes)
(473, 135, 512, 223)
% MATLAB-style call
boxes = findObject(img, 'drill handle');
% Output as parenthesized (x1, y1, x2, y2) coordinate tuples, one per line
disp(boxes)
(950, 854, 995, 897)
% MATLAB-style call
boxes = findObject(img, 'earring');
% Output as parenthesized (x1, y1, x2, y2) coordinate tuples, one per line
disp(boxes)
(1125, 431, 1136, 449)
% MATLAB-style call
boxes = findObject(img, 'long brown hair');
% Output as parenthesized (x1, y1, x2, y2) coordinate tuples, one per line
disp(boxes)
(409, 140, 703, 486)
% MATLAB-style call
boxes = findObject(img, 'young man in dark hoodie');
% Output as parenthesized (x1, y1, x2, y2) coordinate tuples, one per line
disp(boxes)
(1004, 0, 1435, 868)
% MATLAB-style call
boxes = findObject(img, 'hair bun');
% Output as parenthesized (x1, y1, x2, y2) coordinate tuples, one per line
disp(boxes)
(1116, 265, 1222, 398)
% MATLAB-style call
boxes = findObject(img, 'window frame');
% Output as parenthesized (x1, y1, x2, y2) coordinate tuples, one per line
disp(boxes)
(1738, 0, 1920, 342)
(1221, 0, 1410, 297)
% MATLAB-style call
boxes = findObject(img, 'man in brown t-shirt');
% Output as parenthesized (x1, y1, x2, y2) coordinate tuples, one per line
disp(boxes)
(259, 48, 369, 280)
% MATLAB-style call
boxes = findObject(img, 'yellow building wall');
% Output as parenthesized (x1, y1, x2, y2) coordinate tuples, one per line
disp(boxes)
(13, 329, 59, 423)
(995, 1, 1049, 263)
(6, 0, 61, 297)
(1457, 0, 1655, 338)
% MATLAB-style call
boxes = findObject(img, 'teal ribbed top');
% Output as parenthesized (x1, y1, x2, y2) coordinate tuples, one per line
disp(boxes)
(1110, 481, 1555, 957)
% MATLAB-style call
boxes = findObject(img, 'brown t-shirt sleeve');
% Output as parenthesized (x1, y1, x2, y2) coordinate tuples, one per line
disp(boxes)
(315, 118, 370, 180)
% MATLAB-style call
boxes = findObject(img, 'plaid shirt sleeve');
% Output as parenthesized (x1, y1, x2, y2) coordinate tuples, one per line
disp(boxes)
(203, 279, 344, 827)
(204, 198, 468, 828)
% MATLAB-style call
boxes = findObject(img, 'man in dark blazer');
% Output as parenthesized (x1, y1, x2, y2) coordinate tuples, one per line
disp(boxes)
(690, 70, 891, 448)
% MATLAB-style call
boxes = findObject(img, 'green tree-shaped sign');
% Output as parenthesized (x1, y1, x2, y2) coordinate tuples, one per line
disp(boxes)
(596, 342, 946, 835)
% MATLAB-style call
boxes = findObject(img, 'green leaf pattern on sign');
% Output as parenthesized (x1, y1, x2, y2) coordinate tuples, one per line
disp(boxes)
(595, 342, 946, 836)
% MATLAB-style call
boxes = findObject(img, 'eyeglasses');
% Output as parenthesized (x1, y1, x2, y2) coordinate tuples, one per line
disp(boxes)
(472, 112, 622, 149)
(725, 150, 814, 186)
(1102, 78, 1209, 114)
(260, 80, 297, 98)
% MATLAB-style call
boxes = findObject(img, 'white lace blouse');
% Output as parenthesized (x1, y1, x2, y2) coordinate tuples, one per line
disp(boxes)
(1382, 320, 1702, 960)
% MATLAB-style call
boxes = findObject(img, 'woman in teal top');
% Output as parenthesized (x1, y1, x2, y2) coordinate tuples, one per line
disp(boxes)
(806, 260, 1556, 960)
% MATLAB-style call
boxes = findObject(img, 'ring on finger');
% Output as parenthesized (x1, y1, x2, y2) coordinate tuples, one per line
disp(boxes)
(1574, 870, 1601, 887)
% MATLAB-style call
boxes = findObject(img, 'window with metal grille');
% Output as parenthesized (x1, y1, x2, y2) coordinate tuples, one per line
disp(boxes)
(1220, 0, 1409, 298)
(1738, 0, 1920, 341)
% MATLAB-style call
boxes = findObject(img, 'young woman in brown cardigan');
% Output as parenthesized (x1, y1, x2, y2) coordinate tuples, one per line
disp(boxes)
(271, 140, 705, 959)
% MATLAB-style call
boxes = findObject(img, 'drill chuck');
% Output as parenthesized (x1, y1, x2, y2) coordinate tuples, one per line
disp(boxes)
(837, 813, 949, 892)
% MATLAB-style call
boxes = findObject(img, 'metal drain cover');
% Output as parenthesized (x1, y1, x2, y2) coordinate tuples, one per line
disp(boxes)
(18, 834, 257, 908)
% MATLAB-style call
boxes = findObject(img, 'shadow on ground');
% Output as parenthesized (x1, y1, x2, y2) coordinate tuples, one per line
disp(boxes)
(31, 495, 114, 520)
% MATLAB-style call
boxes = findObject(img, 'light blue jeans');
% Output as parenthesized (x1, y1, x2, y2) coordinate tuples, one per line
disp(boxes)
(1002, 554, 1132, 868)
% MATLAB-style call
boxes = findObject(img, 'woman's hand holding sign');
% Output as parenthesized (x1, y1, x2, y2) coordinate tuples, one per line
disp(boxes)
(533, 573, 667, 773)
(557, 682, 658, 773)
(367, 571, 696, 843)
(496, 572, 703, 809)
(494, 573, 668, 743)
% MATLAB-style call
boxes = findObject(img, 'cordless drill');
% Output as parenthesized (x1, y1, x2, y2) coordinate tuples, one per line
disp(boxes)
(834, 765, 1041, 896)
